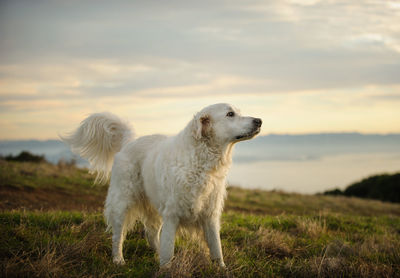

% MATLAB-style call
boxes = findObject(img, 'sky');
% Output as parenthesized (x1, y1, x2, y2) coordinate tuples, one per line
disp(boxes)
(1, 0, 400, 140)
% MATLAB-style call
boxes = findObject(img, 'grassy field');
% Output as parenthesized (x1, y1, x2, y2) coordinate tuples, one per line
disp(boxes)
(1, 160, 400, 277)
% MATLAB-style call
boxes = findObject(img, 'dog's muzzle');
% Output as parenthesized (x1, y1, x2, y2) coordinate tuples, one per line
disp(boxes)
(235, 118, 262, 140)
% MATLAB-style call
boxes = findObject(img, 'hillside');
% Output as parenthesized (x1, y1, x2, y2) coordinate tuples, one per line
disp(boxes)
(1, 160, 400, 277)
(324, 173, 400, 203)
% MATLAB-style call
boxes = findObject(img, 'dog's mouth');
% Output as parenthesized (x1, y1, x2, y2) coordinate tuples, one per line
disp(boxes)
(235, 127, 261, 141)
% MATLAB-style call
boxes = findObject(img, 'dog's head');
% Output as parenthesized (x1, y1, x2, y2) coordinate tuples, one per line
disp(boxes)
(192, 103, 262, 144)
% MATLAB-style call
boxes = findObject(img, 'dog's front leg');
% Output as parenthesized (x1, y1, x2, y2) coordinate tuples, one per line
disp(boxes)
(159, 217, 178, 266)
(203, 217, 225, 267)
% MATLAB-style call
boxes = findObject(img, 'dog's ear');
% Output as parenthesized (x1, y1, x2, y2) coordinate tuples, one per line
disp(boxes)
(193, 114, 211, 140)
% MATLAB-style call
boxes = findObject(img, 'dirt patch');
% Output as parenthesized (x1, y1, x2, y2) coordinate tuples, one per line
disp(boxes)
(0, 185, 106, 212)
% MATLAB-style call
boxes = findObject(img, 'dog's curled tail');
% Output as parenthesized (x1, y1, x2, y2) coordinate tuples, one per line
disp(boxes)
(60, 112, 133, 184)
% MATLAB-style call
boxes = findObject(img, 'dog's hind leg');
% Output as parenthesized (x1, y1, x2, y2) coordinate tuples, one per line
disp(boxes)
(140, 202, 162, 253)
(104, 157, 140, 265)
(144, 223, 161, 252)
(105, 193, 133, 265)
(110, 213, 128, 265)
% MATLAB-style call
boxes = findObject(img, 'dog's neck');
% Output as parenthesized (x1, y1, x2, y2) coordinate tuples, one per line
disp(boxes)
(202, 139, 232, 161)
(177, 119, 234, 174)
(191, 136, 234, 175)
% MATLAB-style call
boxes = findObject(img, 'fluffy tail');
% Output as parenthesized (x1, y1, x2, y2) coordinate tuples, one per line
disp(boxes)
(60, 112, 133, 184)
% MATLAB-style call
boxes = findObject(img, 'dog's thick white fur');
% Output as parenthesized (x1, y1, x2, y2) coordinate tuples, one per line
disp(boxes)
(62, 103, 262, 267)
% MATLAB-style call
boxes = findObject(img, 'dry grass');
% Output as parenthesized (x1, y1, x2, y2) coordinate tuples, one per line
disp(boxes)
(2, 210, 400, 277)
(1, 161, 400, 277)
(295, 216, 327, 238)
(226, 186, 400, 217)
(254, 228, 293, 259)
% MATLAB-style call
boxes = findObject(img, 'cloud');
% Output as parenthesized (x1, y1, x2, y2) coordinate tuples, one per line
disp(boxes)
(369, 93, 400, 101)
(1, 0, 399, 93)
(1, 0, 400, 138)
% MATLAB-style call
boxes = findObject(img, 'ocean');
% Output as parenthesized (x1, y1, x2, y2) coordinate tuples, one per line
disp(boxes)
(1, 133, 399, 194)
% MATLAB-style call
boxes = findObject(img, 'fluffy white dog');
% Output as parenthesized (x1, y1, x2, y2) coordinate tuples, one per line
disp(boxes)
(62, 103, 262, 267)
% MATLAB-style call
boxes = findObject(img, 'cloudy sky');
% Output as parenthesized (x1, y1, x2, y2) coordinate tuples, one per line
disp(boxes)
(1, 0, 399, 139)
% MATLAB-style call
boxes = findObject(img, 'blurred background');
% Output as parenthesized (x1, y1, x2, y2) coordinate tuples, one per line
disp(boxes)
(1, 0, 400, 193)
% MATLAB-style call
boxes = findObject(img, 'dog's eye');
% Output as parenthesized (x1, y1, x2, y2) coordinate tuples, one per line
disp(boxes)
(226, 111, 235, 117)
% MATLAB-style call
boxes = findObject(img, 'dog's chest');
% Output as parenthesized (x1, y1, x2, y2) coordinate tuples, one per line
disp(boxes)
(167, 149, 231, 221)
(179, 174, 226, 221)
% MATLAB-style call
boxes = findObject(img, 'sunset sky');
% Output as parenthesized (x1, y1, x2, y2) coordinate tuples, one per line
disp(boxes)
(1, 0, 400, 140)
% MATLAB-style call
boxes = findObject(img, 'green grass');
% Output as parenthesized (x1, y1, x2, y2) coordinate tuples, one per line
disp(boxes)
(0, 160, 99, 193)
(1, 160, 400, 277)
(226, 187, 400, 216)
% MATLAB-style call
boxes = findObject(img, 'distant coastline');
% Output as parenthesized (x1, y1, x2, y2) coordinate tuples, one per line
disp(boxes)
(2, 133, 400, 193)
(2, 132, 400, 163)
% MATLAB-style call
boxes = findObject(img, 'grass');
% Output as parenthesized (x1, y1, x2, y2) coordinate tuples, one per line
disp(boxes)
(225, 187, 400, 217)
(0, 159, 99, 192)
(1, 160, 400, 277)
(0, 160, 106, 211)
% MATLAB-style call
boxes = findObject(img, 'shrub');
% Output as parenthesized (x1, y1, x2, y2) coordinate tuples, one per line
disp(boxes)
(5, 151, 46, 163)
(324, 173, 400, 203)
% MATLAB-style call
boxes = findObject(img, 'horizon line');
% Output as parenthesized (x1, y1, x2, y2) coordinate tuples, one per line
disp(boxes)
(2, 131, 400, 142)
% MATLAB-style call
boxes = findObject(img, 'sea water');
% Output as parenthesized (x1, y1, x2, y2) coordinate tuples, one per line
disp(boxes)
(1, 134, 400, 194)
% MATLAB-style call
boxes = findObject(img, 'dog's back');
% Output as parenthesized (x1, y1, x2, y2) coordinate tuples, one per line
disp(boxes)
(119, 134, 168, 167)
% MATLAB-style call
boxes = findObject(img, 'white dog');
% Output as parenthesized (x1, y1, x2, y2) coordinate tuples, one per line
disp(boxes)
(62, 103, 261, 267)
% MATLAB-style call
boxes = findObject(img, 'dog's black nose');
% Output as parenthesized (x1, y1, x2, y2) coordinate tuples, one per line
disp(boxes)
(253, 118, 262, 127)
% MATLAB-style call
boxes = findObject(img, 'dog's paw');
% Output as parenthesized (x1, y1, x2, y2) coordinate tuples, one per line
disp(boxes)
(113, 257, 126, 265)
(159, 255, 176, 270)
(212, 258, 226, 268)
(159, 260, 173, 270)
